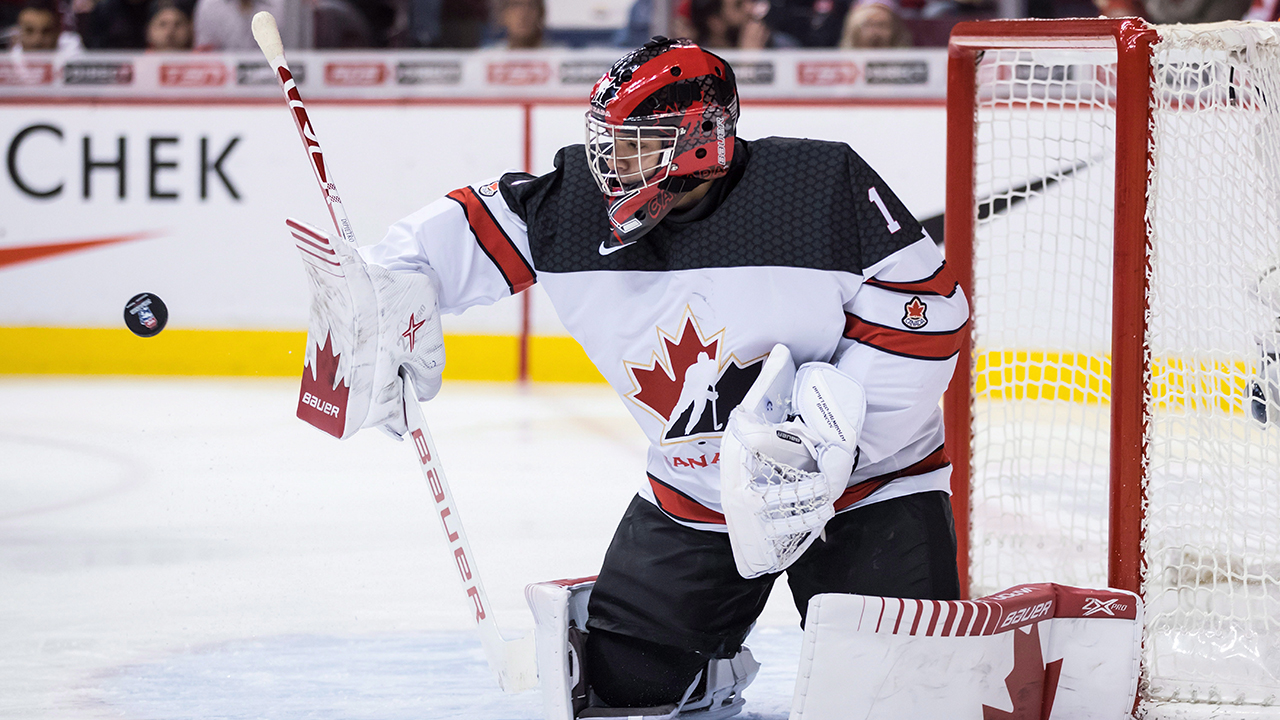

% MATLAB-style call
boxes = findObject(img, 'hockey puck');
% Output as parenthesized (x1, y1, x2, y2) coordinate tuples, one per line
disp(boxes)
(124, 292, 168, 337)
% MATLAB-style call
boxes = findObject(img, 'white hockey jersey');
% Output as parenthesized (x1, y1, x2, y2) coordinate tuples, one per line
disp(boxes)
(361, 137, 969, 531)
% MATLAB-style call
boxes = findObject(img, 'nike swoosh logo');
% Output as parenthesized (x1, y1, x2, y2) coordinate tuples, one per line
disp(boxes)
(598, 241, 627, 256)
(0, 232, 158, 270)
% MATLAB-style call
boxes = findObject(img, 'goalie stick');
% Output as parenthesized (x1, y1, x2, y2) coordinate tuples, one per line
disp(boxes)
(251, 11, 538, 694)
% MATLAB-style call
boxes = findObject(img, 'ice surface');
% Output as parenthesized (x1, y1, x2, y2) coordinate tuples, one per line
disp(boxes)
(0, 379, 802, 720)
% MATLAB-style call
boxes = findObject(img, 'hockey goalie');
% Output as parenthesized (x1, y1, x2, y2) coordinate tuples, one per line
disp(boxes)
(278, 33, 1143, 720)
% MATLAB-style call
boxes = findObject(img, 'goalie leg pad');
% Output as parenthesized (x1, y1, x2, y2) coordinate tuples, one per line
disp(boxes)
(791, 584, 1142, 720)
(527, 577, 596, 720)
(289, 218, 444, 440)
(527, 577, 759, 720)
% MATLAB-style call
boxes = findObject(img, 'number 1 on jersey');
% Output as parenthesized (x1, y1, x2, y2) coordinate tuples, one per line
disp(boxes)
(868, 187, 901, 234)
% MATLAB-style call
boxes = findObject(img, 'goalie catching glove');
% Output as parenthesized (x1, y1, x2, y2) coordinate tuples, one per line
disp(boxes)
(720, 344, 866, 579)
(289, 218, 445, 440)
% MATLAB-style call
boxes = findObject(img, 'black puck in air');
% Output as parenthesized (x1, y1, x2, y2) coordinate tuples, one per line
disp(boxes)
(124, 292, 168, 337)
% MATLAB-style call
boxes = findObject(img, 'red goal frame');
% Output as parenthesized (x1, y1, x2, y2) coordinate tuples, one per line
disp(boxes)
(942, 18, 1159, 599)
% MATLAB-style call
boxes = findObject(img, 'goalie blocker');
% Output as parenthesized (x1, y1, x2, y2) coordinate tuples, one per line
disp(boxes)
(287, 218, 446, 439)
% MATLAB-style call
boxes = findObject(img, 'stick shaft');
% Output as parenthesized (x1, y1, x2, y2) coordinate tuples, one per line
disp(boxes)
(254, 15, 357, 247)
(253, 11, 536, 693)
(403, 375, 537, 692)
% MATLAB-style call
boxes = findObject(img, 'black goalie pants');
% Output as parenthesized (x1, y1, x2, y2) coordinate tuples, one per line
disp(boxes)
(583, 490, 961, 708)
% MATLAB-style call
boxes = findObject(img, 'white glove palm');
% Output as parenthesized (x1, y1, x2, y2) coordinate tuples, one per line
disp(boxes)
(720, 344, 866, 579)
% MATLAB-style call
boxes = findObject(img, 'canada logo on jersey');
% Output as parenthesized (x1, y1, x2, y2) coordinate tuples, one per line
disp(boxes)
(624, 311, 766, 445)
(478, 181, 500, 197)
(903, 296, 928, 329)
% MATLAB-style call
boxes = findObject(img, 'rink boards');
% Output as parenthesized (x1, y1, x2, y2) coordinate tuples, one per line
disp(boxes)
(0, 82, 946, 379)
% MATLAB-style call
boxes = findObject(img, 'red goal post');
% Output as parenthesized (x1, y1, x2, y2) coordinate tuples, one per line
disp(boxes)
(943, 17, 1280, 712)
(944, 16, 1158, 600)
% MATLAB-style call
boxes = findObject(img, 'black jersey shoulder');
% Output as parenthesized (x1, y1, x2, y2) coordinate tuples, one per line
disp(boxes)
(516, 138, 924, 276)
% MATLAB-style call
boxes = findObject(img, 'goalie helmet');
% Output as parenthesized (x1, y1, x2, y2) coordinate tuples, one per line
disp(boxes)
(586, 37, 739, 249)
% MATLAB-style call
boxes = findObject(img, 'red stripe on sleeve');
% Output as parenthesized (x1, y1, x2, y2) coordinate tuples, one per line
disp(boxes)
(843, 314, 966, 361)
(446, 187, 535, 294)
(648, 474, 726, 525)
(863, 262, 961, 297)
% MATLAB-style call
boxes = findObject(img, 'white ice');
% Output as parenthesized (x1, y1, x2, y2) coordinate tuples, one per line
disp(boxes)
(0, 378, 804, 720)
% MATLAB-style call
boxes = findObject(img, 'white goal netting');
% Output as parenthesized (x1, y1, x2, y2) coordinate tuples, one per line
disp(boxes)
(963, 21, 1280, 710)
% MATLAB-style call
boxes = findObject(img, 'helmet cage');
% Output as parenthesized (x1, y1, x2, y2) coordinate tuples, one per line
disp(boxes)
(585, 112, 685, 197)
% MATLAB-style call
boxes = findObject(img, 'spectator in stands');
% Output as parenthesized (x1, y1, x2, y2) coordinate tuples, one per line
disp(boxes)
(2, 0, 24, 31)
(77, 0, 151, 48)
(192, 0, 312, 49)
(614, 0, 696, 47)
(10, 0, 80, 51)
(313, 0, 403, 48)
(14, 0, 58, 48)
(1245, 0, 1278, 19)
(918, 0, 994, 19)
(408, 0, 487, 47)
(838, 0, 910, 47)
(1094, 0, 1250, 21)
(146, 0, 192, 49)
(489, 0, 546, 49)
(690, 0, 782, 49)
(760, 0, 851, 47)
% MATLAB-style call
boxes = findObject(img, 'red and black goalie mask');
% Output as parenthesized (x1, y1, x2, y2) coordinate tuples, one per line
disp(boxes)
(586, 37, 740, 249)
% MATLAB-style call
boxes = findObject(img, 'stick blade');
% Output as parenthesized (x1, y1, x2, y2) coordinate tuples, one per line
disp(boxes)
(252, 11, 284, 63)
(496, 633, 539, 693)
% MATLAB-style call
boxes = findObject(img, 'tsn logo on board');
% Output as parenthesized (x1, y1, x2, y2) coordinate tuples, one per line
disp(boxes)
(324, 61, 387, 87)
(159, 62, 228, 87)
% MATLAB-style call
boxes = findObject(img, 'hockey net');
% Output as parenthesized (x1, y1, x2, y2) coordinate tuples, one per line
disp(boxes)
(945, 18, 1280, 713)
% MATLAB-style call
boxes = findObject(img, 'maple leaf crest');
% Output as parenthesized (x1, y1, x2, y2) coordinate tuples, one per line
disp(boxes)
(626, 315, 721, 423)
(297, 331, 349, 438)
(623, 312, 768, 444)
(982, 622, 1063, 720)
(902, 296, 929, 329)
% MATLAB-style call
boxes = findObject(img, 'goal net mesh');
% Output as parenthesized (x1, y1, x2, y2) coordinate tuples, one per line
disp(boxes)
(966, 22, 1280, 707)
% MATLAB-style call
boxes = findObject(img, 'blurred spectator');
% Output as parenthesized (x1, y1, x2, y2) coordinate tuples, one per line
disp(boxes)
(1244, 0, 1278, 19)
(690, 0, 783, 49)
(407, 0, 487, 47)
(489, 0, 546, 49)
(2, 0, 23, 29)
(760, 0, 851, 47)
(1094, 0, 1250, 20)
(613, 0, 695, 47)
(192, 0, 312, 49)
(838, 0, 910, 47)
(77, 0, 151, 48)
(614, 0, 653, 47)
(314, 0, 369, 46)
(146, 0, 193, 48)
(10, 0, 80, 51)
(15, 0, 59, 47)
(314, 0, 402, 47)
(919, 0, 994, 18)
